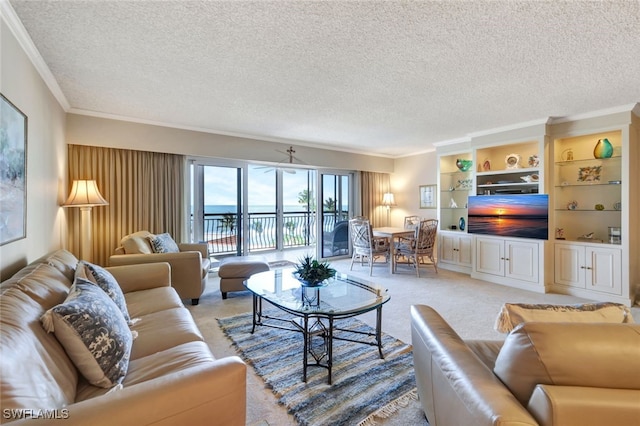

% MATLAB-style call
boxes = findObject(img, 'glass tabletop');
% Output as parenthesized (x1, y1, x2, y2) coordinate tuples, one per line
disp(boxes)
(244, 268, 389, 316)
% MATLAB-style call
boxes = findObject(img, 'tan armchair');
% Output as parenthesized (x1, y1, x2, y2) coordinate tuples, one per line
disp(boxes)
(109, 231, 210, 305)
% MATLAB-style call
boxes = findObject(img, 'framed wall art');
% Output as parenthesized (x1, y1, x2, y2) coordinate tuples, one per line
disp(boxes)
(0, 93, 28, 245)
(419, 184, 437, 209)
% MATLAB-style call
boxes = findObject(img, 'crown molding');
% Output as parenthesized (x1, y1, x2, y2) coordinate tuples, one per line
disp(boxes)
(1, 0, 70, 110)
(467, 117, 550, 139)
(548, 103, 639, 124)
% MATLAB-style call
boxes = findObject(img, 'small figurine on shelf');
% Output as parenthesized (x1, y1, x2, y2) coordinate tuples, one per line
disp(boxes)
(567, 200, 578, 210)
(449, 199, 458, 208)
(555, 228, 565, 240)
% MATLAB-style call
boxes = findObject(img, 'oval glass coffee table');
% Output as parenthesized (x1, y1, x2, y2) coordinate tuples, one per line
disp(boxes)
(244, 268, 390, 384)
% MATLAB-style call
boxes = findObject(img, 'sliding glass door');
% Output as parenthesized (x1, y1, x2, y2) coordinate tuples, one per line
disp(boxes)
(191, 160, 320, 258)
(191, 163, 243, 256)
(319, 171, 353, 259)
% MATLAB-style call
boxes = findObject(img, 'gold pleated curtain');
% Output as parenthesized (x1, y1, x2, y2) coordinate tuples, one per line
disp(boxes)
(359, 171, 391, 227)
(67, 145, 185, 266)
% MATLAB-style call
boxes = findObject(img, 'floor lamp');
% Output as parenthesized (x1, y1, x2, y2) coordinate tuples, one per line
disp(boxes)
(63, 180, 109, 262)
(382, 192, 396, 226)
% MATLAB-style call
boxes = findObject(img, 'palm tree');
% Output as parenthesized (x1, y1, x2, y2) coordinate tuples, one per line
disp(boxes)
(220, 213, 235, 234)
(298, 189, 316, 211)
(324, 197, 336, 212)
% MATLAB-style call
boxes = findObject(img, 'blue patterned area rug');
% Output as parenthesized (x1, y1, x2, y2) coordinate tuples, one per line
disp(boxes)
(218, 310, 417, 426)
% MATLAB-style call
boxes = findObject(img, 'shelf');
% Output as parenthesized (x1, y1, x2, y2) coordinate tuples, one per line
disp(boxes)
(441, 207, 468, 210)
(476, 167, 539, 177)
(555, 209, 621, 212)
(441, 170, 472, 176)
(555, 156, 621, 166)
(478, 182, 538, 188)
(555, 182, 622, 188)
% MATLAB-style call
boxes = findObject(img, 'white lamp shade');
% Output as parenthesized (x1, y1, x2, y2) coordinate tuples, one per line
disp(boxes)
(382, 193, 396, 207)
(63, 180, 109, 207)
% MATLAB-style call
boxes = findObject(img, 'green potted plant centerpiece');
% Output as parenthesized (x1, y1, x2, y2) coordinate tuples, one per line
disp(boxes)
(293, 255, 336, 287)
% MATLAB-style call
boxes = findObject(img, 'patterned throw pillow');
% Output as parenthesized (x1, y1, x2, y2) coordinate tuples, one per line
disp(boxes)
(148, 233, 180, 253)
(77, 261, 132, 325)
(40, 279, 133, 388)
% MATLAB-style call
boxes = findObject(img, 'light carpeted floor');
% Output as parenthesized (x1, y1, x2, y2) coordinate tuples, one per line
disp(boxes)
(187, 257, 640, 426)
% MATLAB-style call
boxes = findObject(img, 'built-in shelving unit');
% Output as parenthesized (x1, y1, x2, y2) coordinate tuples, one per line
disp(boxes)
(553, 132, 622, 243)
(438, 152, 472, 233)
(549, 123, 637, 305)
(474, 140, 542, 195)
(434, 107, 638, 306)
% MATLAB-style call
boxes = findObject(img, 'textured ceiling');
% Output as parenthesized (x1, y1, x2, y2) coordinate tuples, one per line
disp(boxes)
(7, 0, 640, 157)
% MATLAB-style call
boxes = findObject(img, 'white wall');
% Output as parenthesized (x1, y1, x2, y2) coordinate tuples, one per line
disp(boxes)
(390, 151, 438, 227)
(66, 114, 395, 174)
(0, 19, 67, 278)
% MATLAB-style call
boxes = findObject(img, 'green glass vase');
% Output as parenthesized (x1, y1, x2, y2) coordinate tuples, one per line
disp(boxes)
(593, 138, 613, 159)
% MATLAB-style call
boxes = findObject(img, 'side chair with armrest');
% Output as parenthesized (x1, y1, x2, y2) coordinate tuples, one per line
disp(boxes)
(349, 218, 390, 276)
(395, 219, 438, 277)
(109, 231, 211, 305)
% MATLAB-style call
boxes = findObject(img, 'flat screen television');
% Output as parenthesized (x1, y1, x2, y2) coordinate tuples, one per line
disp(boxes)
(467, 194, 549, 240)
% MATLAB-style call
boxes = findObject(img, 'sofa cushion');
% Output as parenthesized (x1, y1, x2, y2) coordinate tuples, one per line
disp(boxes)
(148, 233, 180, 253)
(493, 322, 640, 406)
(78, 261, 132, 324)
(75, 341, 216, 402)
(129, 307, 204, 360)
(41, 279, 133, 388)
(1, 265, 78, 410)
(494, 302, 633, 333)
(45, 249, 80, 282)
(124, 287, 184, 317)
(121, 230, 153, 254)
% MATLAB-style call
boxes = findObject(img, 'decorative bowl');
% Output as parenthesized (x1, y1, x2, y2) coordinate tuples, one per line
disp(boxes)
(455, 159, 473, 172)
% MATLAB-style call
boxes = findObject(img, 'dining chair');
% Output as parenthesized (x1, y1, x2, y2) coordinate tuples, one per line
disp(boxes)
(349, 218, 390, 276)
(394, 219, 438, 277)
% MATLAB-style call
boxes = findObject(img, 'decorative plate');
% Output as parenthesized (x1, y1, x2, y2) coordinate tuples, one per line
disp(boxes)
(455, 178, 473, 190)
(505, 154, 521, 169)
(577, 166, 601, 182)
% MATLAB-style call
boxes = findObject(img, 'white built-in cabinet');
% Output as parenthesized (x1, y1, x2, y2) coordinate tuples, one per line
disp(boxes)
(549, 109, 638, 306)
(554, 243, 622, 296)
(435, 106, 638, 306)
(473, 236, 543, 291)
(439, 232, 472, 273)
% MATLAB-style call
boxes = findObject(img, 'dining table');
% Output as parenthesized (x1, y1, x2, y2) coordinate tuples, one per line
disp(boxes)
(372, 226, 416, 274)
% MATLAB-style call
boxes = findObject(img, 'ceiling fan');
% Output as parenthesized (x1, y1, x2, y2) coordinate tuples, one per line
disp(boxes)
(256, 146, 305, 174)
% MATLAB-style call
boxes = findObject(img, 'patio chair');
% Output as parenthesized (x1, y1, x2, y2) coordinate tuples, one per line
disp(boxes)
(349, 218, 390, 276)
(323, 220, 350, 256)
(394, 219, 438, 277)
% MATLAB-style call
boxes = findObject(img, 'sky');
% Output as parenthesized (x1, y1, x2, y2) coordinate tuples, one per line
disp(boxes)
(202, 165, 341, 209)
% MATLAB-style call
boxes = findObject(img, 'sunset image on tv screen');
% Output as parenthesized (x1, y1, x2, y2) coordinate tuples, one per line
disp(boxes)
(467, 194, 548, 240)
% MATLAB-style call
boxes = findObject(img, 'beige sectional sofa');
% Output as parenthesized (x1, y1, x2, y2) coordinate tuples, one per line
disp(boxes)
(410, 304, 640, 426)
(1, 249, 246, 425)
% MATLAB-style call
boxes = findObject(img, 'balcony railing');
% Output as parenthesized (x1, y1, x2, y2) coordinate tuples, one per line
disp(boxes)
(200, 211, 348, 255)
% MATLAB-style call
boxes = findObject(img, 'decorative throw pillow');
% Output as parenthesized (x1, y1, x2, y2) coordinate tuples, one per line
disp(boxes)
(40, 279, 133, 388)
(148, 233, 180, 253)
(121, 230, 153, 254)
(77, 261, 132, 325)
(494, 302, 634, 333)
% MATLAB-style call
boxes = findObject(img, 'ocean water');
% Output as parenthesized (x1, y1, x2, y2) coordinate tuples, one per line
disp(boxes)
(468, 216, 548, 240)
(204, 205, 307, 214)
